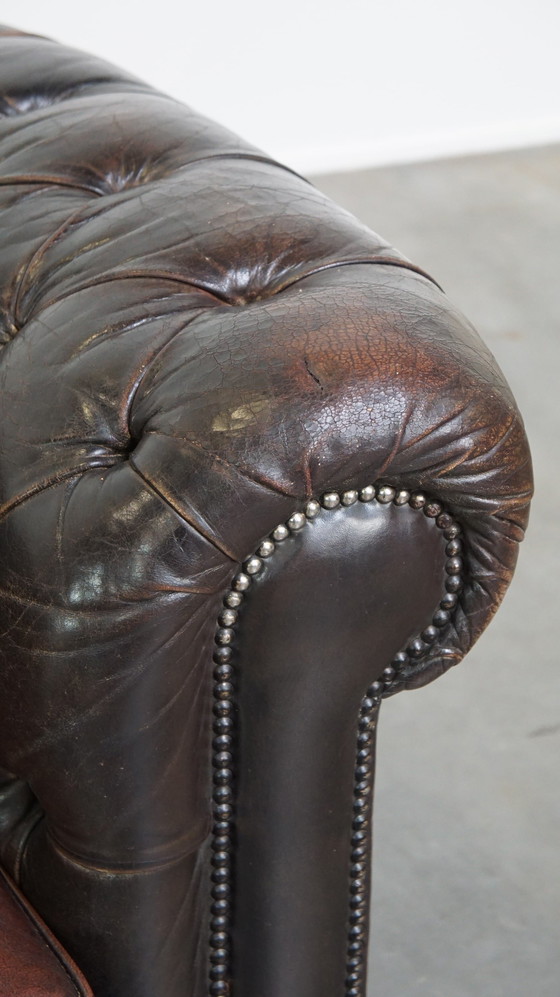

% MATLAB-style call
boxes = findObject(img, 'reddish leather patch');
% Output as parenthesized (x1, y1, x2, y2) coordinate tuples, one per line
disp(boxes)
(0, 867, 92, 996)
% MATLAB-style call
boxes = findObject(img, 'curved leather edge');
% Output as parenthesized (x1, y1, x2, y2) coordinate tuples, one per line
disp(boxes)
(130, 265, 533, 694)
(0, 865, 93, 996)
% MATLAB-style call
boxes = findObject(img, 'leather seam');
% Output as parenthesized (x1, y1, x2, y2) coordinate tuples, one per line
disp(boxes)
(44, 823, 211, 876)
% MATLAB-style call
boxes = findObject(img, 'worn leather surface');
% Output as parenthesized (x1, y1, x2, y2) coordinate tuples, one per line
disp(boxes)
(0, 865, 92, 996)
(0, 25, 532, 997)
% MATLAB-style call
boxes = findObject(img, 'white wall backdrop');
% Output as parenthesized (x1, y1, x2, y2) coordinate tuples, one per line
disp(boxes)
(4, 0, 560, 174)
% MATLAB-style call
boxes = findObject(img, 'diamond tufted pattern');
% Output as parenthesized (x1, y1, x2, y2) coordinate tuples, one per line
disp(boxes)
(0, 24, 532, 997)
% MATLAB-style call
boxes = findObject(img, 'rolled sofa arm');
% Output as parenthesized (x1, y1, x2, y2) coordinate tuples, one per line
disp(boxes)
(0, 25, 532, 997)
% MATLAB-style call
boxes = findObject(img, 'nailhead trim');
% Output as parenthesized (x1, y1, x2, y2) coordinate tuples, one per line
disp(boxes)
(208, 484, 464, 997)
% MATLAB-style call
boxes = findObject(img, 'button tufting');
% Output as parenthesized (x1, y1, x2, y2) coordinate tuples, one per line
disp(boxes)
(0, 93, 61, 116)
(95, 166, 158, 196)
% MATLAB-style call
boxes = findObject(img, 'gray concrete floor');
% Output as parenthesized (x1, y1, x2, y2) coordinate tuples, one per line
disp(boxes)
(311, 147, 559, 997)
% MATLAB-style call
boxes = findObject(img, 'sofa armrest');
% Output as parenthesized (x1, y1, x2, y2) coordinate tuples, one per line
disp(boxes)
(0, 25, 532, 997)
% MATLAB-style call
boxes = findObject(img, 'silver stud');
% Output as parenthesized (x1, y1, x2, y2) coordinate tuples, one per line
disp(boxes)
(446, 556, 463, 575)
(233, 572, 251, 592)
(245, 556, 263, 576)
(377, 486, 395, 504)
(257, 539, 275, 558)
(446, 539, 462, 556)
(272, 524, 289, 541)
(394, 490, 410, 505)
(219, 609, 237, 627)
(441, 592, 457, 609)
(408, 637, 425, 657)
(216, 628, 234, 645)
(443, 523, 461, 540)
(225, 590, 243, 608)
(409, 492, 426, 509)
(287, 511, 306, 531)
(359, 485, 376, 502)
(342, 490, 359, 506)
(305, 499, 321, 519)
(322, 491, 340, 509)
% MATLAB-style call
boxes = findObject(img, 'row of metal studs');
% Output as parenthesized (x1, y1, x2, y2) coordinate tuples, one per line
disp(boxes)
(346, 693, 380, 997)
(343, 486, 463, 997)
(208, 483, 464, 997)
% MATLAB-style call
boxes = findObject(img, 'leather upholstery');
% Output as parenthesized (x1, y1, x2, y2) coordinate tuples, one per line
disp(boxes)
(0, 25, 532, 997)
(0, 866, 92, 996)
(232, 501, 448, 997)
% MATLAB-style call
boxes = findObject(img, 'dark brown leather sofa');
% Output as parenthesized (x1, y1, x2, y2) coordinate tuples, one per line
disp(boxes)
(0, 25, 532, 997)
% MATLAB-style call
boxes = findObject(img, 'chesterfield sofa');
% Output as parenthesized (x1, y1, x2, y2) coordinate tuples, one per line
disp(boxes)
(0, 24, 533, 997)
